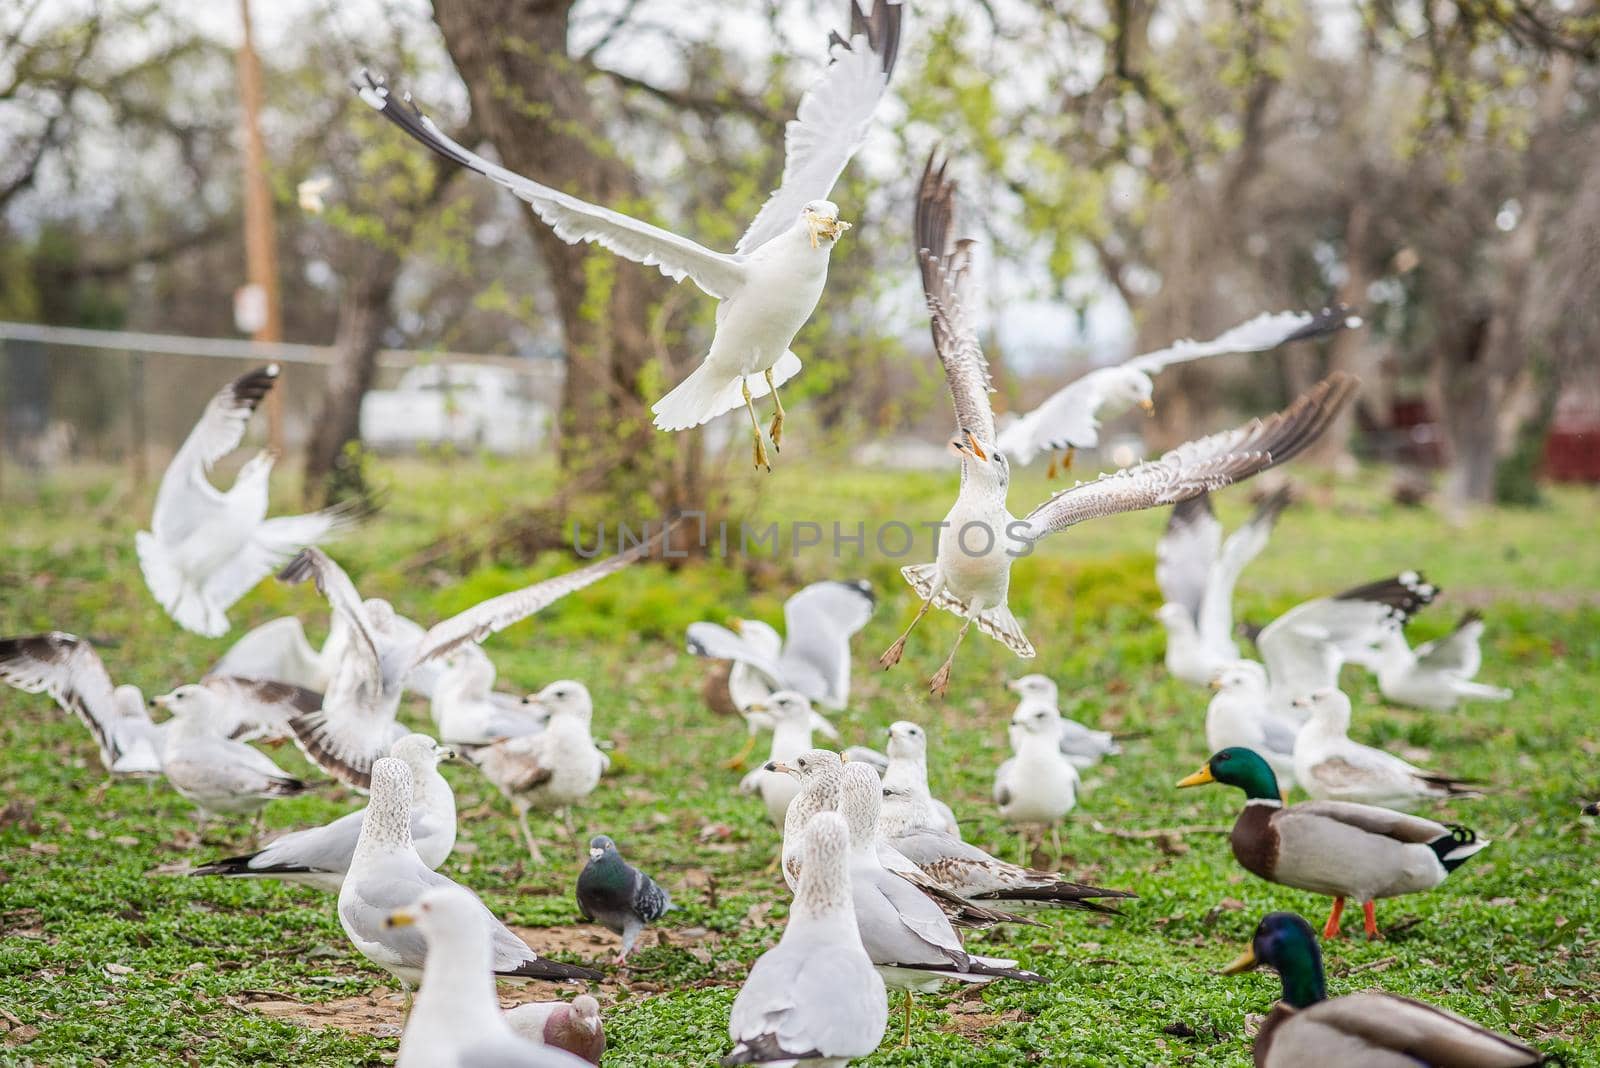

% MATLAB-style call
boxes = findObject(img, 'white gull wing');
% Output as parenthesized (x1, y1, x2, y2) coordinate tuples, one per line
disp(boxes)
(356, 72, 745, 300)
(994, 369, 1113, 462)
(1123, 307, 1357, 375)
(0, 632, 162, 775)
(684, 622, 785, 688)
(276, 548, 384, 696)
(1414, 612, 1484, 677)
(1155, 493, 1222, 624)
(1018, 375, 1357, 544)
(202, 509, 360, 619)
(1197, 485, 1292, 653)
(778, 579, 875, 709)
(408, 522, 675, 670)
(211, 616, 325, 689)
(734, 0, 904, 255)
(914, 153, 995, 447)
(150, 365, 278, 545)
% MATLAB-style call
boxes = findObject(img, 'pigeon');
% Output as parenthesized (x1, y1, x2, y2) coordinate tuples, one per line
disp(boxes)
(461, 681, 608, 865)
(385, 885, 593, 1068)
(190, 733, 456, 891)
(136, 364, 356, 636)
(576, 835, 672, 965)
(724, 812, 888, 1066)
(504, 995, 606, 1065)
(338, 758, 602, 991)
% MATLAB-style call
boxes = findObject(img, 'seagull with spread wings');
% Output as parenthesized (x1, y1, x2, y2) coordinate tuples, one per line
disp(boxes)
(135, 365, 357, 637)
(878, 154, 1358, 696)
(996, 309, 1360, 475)
(275, 527, 670, 790)
(356, 0, 902, 472)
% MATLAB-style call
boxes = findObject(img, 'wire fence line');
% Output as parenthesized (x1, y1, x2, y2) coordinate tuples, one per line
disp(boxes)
(0, 321, 565, 492)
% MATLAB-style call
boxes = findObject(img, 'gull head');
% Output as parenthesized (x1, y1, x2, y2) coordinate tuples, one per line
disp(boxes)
(1212, 661, 1267, 694)
(384, 884, 482, 944)
(363, 598, 398, 633)
(765, 747, 841, 785)
(747, 690, 813, 727)
(949, 428, 1009, 488)
(885, 720, 927, 761)
(587, 833, 617, 863)
(391, 733, 454, 776)
(1155, 603, 1196, 636)
(526, 679, 592, 723)
(1011, 704, 1062, 735)
(1293, 687, 1350, 730)
(800, 200, 850, 248)
(1008, 674, 1058, 703)
(1108, 368, 1155, 414)
(150, 683, 220, 720)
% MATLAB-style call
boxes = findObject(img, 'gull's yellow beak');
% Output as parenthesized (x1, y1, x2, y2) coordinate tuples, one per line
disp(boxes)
(804, 211, 821, 249)
(729, 618, 744, 634)
(1177, 764, 1216, 788)
(745, 702, 769, 715)
(386, 907, 417, 929)
(1209, 676, 1225, 691)
(766, 761, 797, 776)
(965, 430, 988, 462)
(1221, 945, 1259, 975)
(1139, 398, 1155, 413)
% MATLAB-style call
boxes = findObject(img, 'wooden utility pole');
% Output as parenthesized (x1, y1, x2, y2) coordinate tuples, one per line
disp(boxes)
(237, 0, 284, 450)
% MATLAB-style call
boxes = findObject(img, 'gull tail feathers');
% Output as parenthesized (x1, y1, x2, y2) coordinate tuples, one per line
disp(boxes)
(652, 352, 802, 431)
(287, 709, 390, 792)
(964, 955, 1048, 983)
(136, 531, 228, 637)
(1454, 680, 1512, 702)
(898, 564, 1035, 656)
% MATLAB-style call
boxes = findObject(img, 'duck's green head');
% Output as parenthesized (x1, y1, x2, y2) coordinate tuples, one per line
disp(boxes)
(1177, 747, 1282, 802)
(1223, 912, 1327, 1009)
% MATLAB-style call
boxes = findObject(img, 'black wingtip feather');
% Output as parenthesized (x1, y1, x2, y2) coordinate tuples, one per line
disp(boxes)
(722, 1034, 824, 1066)
(229, 365, 280, 411)
(504, 957, 605, 983)
(353, 68, 483, 174)
(1282, 303, 1358, 344)
(1334, 571, 1438, 624)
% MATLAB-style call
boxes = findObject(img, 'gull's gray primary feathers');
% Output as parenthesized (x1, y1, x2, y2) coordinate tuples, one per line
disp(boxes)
(915, 153, 994, 449)
(0, 632, 165, 776)
(338, 758, 602, 987)
(136, 364, 356, 637)
(687, 579, 875, 710)
(278, 526, 668, 789)
(725, 812, 887, 1066)
(1015, 375, 1357, 544)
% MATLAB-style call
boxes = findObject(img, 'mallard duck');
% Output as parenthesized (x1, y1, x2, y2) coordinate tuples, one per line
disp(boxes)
(1292, 688, 1481, 811)
(1223, 911, 1552, 1065)
(1178, 747, 1490, 939)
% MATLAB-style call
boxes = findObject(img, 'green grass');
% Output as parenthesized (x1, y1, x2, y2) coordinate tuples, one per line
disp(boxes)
(1, 460, 1597, 1066)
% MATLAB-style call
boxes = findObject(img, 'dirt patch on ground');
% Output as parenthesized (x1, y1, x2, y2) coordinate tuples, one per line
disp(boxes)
(238, 991, 405, 1038)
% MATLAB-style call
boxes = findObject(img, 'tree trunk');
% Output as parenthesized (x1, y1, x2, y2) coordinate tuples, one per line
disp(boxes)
(1436, 53, 1574, 510)
(431, 0, 681, 495)
(303, 250, 400, 505)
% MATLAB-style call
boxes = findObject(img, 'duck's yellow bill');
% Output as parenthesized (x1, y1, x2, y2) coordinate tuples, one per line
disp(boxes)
(385, 908, 417, 929)
(1221, 946, 1258, 975)
(1177, 765, 1215, 788)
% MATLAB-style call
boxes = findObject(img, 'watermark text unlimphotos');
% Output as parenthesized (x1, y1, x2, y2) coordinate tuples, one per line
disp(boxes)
(573, 514, 1037, 560)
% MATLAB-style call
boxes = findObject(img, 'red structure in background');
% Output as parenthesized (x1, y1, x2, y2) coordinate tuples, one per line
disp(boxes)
(1546, 389, 1600, 482)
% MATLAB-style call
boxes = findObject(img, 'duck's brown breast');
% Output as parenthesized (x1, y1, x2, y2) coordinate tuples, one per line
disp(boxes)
(1231, 803, 1280, 881)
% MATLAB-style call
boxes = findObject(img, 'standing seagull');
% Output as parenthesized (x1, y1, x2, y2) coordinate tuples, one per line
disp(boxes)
(278, 528, 666, 789)
(997, 310, 1358, 474)
(461, 681, 608, 866)
(994, 704, 1081, 860)
(136, 364, 355, 636)
(576, 835, 672, 966)
(1292, 689, 1481, 811)
(1373, 611, 1513, 711)
(1155, 487, 1293, 686)
(878, 155, 1358, 695)
(0, 632, 165, 779)
(724, 812, 888, 1067)
(154, 685, 311, 834)
(190, 733, 457, 891)
(1006, 675, 1122, 769)
(339, 758, 602, 993)
(385, 886, 593, 1068)
(357, 0, 902, 471)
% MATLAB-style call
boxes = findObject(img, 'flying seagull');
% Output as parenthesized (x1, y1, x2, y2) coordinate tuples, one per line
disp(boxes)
(1155, 486, 1293, 686)
(277, 525, 669, 790)
(136, 364, 356, 637)
(356, 0, 903, 472)
(997, 310, 1359, 475)
(0, 632, 165, 779)
(878, 154, 1358, 696)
